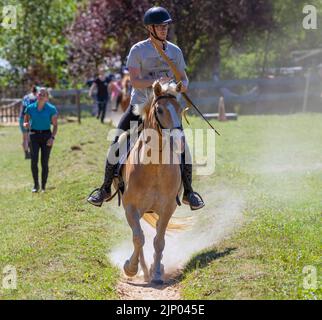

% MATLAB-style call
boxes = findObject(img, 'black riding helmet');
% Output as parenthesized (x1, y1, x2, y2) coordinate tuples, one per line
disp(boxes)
(143, 7, 172, 25)
(144, 7, 172, 43)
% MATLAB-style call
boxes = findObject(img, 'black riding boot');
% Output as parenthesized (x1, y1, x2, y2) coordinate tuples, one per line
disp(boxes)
(87, 104, 142, 207)
(87, 159, 116, 207)
(182, 163, 205, 211)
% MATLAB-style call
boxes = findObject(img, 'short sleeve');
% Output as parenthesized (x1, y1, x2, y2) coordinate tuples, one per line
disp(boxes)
(127, 45, 141, 69)
(51, 106, 58, 117)
(176, 48, 187, 72)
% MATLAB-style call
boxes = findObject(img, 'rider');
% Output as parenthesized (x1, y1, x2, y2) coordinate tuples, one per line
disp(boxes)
(87, 6, 205, 210)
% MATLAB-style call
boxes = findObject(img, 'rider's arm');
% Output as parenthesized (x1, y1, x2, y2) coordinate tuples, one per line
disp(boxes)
(128, 67, 155, 89)
(179, 70, 189, 93)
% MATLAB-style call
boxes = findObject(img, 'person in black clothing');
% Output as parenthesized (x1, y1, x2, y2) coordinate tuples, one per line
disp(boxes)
(88, 68, 114, 123)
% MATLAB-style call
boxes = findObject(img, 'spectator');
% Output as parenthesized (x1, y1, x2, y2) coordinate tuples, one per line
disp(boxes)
(110, 73, 122, 111)
(120, 70, 132, 112)
(19, 85, 38, 159)
(24, 87, 58, 193)
(88, 67, 114, 123)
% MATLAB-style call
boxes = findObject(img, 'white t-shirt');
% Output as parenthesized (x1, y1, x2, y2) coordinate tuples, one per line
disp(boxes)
(126, 38, 186, 105)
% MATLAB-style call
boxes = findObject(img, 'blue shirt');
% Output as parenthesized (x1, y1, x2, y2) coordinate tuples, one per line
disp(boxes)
(26, 102, 58, 130)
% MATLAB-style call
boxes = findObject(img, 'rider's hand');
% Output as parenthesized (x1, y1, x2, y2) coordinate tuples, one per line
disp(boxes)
(23, 122, 30, 129)
(180, 84, 188, 93)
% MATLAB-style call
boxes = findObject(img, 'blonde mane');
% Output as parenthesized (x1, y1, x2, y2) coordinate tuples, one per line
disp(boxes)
(132, 81, 181, 120)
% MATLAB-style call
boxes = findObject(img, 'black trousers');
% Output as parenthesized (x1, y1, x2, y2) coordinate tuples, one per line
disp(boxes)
(29, 132, 52, 189)
(97, 100, 107, 123)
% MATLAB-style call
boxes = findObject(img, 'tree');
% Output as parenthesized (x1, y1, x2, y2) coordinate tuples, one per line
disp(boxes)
(160, 0, 274, 79)
(67, 0, 151, 79)
(0, 0, 77, 87)
(67, 0, 273, 80)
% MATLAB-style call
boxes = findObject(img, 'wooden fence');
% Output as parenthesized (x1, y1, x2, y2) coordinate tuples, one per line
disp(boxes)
(1, 74, 321, 124)
(187, 74, 322, 114)
(0, 99, 21, 123)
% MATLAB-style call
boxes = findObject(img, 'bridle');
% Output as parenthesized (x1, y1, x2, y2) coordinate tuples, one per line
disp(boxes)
(153, 94, 183, 132)
(141, 93, 183, 154)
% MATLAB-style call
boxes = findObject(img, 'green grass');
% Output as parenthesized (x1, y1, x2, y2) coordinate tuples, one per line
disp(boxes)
(0, 114, 321, 300)
(180, 114, 322, 300)
(0, 118, 127, 299)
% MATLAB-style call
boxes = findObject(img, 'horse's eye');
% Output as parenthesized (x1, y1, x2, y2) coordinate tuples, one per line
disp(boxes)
(157, 106, 163, 115)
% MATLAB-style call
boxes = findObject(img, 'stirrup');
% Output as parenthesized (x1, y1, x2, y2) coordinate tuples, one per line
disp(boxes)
(183, 191, 205, 211)
(87, 188, 111, 207)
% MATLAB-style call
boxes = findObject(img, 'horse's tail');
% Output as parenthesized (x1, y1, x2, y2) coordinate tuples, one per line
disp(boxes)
(142, 212, 188, 231)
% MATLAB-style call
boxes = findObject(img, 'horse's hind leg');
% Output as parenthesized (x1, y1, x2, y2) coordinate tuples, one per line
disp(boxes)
(123, 207, 144, 278)
(150, 212, 172, 285)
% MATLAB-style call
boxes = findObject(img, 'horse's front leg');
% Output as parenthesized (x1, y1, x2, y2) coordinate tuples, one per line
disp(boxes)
(150, 211, 173, 285)
(123, 207, 144, 277)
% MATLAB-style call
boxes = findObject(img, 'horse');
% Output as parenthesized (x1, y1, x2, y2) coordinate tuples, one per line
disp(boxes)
(115, 80, 185, 284)
(120, 75, 131, 112)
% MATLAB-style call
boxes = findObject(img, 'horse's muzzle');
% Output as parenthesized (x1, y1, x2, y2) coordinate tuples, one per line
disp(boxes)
(169, 128, 185, 155)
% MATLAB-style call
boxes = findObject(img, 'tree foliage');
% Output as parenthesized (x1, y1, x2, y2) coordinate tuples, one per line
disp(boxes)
(66, 0, 151, 78)
(1, 0, 321, 87)
(67, 0, 273, 80)
(0, 0, 77, 87)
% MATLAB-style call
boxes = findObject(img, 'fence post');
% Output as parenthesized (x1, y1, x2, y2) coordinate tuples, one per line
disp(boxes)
(76, 89, 81, 124)
(302, 68, 311, 113)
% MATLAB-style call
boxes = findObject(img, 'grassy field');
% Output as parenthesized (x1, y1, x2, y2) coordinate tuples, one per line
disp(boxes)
(0, 114, 321, 300)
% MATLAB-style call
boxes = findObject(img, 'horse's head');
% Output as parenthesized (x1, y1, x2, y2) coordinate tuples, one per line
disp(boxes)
(132, 80, 185, 153)
(145, 81, 184, 154)
(149, 80, 183, 132)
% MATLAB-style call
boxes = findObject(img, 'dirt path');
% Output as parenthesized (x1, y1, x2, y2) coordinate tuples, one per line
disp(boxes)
(117, 271, 182, 300)
(110, 188, 244, 300)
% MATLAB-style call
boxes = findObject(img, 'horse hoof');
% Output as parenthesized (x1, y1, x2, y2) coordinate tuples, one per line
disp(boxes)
(151, 278, 164, 285)
(123, 260, 138, 277)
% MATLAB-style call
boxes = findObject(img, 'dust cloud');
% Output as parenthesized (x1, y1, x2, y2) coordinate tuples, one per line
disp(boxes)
(109, 187, 244, 275)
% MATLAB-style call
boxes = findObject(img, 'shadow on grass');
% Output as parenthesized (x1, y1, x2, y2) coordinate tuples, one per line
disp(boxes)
(182, 247, 237, 274)
(120, 248, 237, 295)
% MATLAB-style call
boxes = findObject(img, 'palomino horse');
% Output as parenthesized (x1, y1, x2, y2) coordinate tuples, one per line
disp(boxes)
(116, 80, 185, 284)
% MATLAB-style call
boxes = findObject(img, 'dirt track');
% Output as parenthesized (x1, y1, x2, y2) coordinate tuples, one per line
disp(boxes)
(110, 187, 244, 300)
(117, 271, 182, 300)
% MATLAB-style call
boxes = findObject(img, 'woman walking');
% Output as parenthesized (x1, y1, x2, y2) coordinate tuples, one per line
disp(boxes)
(24, 88, 58, 192)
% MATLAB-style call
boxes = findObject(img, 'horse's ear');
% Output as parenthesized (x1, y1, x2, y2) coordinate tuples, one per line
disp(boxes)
(153, 81, 162, 97)
(176, 81, 182, 93)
